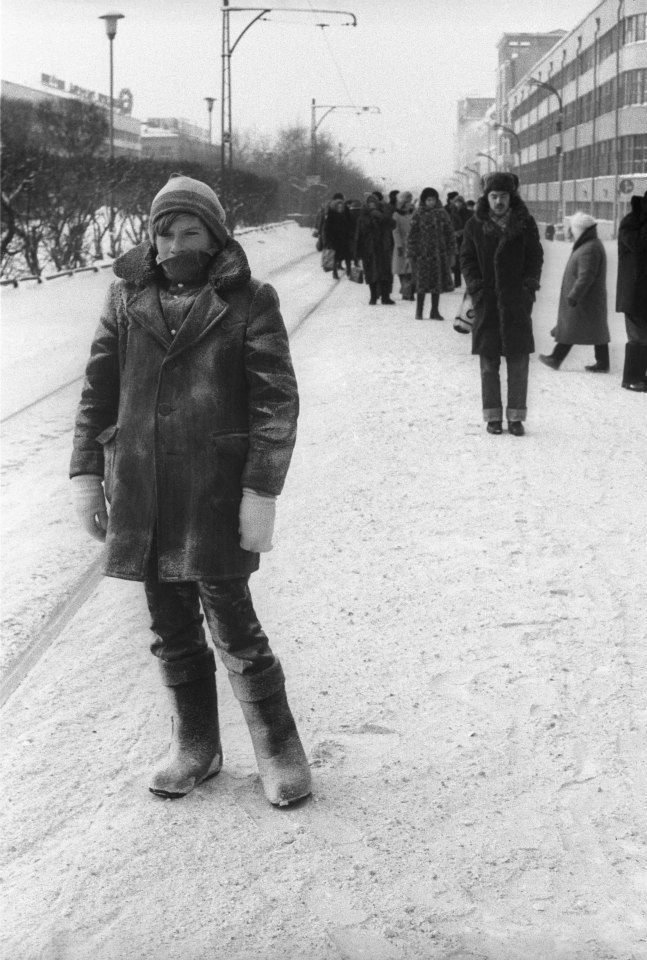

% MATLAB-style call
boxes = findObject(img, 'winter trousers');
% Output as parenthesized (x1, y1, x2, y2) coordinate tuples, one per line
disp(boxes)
(144, 544, 283, 702)
(550, 342, 609, 369)
(479, 354, 529, 422)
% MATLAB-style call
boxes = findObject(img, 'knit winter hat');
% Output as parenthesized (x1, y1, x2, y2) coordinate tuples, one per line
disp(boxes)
(482, 172, 519, 195)
(149, 174, 228, 247)
(420, 187, 439, 203)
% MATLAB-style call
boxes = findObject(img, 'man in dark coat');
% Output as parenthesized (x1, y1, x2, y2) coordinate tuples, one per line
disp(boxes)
(354, 194, 396, 304)
(70, 175, 311, 807)
(616, 192, 647, 391)
(460, 171, 543, 436)
(322, 197, 354, 279)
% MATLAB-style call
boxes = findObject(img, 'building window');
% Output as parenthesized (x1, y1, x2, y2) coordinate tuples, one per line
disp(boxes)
(624, 13, 647, 45)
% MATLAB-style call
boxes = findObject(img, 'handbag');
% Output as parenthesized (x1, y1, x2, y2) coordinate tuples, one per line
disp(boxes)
(400, 277, 415, 299)
(321, 248, 335, 272)
(349, 263, 364, 284)
(453, 291, 474, 334)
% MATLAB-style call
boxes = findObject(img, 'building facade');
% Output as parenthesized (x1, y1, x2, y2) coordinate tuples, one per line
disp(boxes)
(141, 118, 218, 165)
(1, 78, 141, 156)
(498, 0, 647, 234)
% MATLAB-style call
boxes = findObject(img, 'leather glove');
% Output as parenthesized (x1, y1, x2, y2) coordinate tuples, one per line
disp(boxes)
(71, 474, 108, 541)
(239, 488, 276, 553)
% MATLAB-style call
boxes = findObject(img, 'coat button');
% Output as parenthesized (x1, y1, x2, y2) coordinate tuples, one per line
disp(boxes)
(158, 403, 172, 416)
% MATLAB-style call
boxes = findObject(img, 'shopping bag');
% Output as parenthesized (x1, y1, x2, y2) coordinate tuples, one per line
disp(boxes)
(400, 277, 415, 299)
(321, 248, 335, 272)
(349, 263, 364, 284)
(453, 291, 474, 334)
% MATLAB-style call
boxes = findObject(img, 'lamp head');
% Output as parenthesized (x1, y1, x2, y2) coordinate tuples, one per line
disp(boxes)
(99, 12, 124, 39)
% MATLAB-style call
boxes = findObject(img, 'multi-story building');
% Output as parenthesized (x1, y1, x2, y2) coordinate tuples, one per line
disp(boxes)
(141, 118, 219, 165)
(497, 0, 647, 236)
(1, 77, 141, 156)
(453, 97, 495, 197)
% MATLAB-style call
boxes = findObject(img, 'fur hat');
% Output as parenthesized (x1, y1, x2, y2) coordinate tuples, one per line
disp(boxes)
(420, 187, 439, 203)
(446, 191, 458, 202)
(482, 172, 519, 195)
(570, 211, 596, 237)
(149, 174, 228, 247)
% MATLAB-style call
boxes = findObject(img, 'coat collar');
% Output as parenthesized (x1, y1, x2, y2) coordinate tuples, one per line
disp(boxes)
(474, 197, 532, 242)
(114, 238, 252, 357)
(113, 236, 252, 293)
(572, 224, 597, 251)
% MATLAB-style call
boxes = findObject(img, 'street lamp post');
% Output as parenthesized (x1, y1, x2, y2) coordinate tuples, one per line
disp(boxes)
(205, 97, 216, 144)
(311, 99, 380, 175)
(99, 11, 124, 258)
(477, 151, 497, 170)
(221, 2, 357, 203)
(529, 75, 564, 226)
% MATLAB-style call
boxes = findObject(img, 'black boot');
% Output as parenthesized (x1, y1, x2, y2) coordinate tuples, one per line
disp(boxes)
(369, 283, 378, 305)
(539, 342, 570, 370)
(150, 672, 222, 799)
(622, 342, 647, 391)
(585, 343, 609, 372)
(430, 292, 444, 320)
(238, 687, 311, 807)
(415, 292, 425, 320)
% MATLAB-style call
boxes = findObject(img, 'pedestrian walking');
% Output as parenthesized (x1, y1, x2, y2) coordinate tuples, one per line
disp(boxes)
(392, 191, 415, 300)
(460, 172, 543, 436)
(407, 187, 456, 320)
(322, 197, 354, 279)
(448, 194, 472, 288)
(354, 194, 396, 305)
(616, 191, 647, 392)
(539, 212, 610, 374)
(70, 174, 311, 807)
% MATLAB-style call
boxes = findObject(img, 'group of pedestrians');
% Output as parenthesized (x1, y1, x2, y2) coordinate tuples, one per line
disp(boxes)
(316, 187, 474, 317)
(317, 174, 647, 437)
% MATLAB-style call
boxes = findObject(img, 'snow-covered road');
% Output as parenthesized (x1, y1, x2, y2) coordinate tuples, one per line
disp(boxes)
(1, 223, 646, 960)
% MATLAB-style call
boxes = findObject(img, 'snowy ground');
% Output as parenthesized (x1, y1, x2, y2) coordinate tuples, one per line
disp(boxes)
(1, 223, 646, 960)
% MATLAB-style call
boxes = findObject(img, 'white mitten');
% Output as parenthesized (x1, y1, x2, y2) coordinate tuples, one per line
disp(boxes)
(239, 488, 276, 553)
(71, 474, 108, 542)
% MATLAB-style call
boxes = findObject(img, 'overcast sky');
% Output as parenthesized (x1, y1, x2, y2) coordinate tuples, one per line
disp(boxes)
(2, 0, 598, 191)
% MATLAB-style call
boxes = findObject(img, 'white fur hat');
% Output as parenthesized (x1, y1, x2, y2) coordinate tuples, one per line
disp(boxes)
(570, 211, 596, 235)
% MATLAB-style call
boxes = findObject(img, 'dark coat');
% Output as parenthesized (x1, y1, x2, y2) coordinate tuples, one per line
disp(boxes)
(553, 226, 609, 345)
(616, 194, 647, 323)
(460, 196, 543, 357)
(406, 206, 456, 294)
(354, 202, 395, 284)
(70, 238, 298, 583)
(323, 207, 354, 260)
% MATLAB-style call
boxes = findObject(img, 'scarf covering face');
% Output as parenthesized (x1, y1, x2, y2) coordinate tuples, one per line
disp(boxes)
(156, 249, 215, 284)
(489, 208, 512, 232)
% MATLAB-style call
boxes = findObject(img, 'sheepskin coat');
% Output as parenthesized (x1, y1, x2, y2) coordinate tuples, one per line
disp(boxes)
(553, 225, 610, 345)
(406, 205, 456, 294)
(70, 237, 298, 583)
(460, 196, 543, 357)
(616, 194, 647, 323)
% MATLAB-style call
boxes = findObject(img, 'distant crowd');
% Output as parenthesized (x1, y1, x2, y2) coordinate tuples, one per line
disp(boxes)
(313, 187, 475, 319)
(313, 177, 647, 436)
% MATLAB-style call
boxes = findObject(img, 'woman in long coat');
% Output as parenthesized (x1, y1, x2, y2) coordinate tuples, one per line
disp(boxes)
(616, 192, 647, 391)
(392, 191, 415, 299)
(406, 187, 456, 319)
(539, 212, 610, 372)
(322, 198, 354, 279)
(354, 194, 396, 305)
